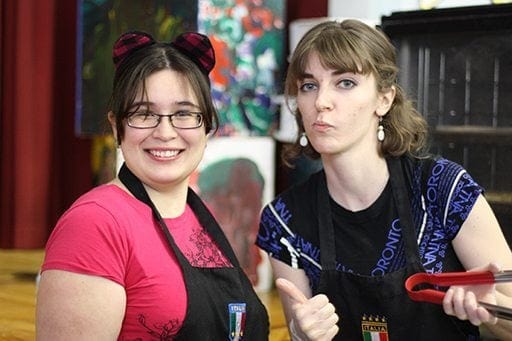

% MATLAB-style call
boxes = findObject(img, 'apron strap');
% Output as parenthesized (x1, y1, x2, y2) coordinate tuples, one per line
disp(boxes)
(387, 157, 422, 262)
(317, 171, 337, 271)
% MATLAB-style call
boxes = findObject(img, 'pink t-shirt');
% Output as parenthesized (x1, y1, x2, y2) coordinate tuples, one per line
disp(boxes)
(41, 184, 232, 339)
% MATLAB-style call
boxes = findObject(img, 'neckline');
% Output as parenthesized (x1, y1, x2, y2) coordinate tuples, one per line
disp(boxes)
(329, 180, 391, 222)
(164, 205, 193, 230)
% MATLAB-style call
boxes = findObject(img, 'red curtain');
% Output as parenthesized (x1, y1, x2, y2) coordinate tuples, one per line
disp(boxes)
(0, 0, 93, 248)
(286, 0, 328, 22)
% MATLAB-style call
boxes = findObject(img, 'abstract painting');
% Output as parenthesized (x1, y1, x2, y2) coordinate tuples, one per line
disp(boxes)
(198, 0, 286, 136)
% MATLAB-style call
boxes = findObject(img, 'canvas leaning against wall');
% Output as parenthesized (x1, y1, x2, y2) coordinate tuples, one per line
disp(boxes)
(192, 136, 275, 292)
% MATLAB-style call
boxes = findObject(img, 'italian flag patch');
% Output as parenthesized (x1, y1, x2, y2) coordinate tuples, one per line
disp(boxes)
(361, 314, 389, 341)
(229, 303, 246, 340)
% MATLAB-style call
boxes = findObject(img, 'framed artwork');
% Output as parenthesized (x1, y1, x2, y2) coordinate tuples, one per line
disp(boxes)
(198, 0, 286, 136)
(193, 136, 276, 292)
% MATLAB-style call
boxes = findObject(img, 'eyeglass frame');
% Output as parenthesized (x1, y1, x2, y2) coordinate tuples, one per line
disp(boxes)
(126, 111, 204, 129)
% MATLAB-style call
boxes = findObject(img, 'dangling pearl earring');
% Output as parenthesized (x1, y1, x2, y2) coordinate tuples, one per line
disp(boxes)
(299, 132, 308, 147)
(377, 117, 385, 142)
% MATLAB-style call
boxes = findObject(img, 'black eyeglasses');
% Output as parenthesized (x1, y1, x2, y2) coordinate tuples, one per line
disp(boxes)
(127, 111, 204, 129)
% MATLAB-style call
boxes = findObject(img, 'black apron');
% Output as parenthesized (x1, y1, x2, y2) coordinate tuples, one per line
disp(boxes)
(315, 157, 479, 340)
(119, 164, 269, 340)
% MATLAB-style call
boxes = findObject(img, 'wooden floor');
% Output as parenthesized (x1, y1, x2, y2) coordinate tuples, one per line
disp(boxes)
(0, 249, 290, 341)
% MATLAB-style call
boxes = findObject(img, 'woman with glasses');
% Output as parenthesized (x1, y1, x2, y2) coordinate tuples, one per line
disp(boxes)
(36, 31, 269, 340)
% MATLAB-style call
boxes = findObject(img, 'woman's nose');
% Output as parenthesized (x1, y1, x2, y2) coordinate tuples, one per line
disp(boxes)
(152, 117, 178, 139)
(315, 88, 334, 112)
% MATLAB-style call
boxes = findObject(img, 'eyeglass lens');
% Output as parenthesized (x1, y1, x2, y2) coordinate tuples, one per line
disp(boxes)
(128, 112, 203, 129)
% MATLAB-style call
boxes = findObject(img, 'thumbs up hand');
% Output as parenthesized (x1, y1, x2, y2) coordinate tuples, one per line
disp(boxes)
(276, 278, 339, 340)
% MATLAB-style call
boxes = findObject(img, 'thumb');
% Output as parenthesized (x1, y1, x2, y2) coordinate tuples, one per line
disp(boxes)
(275, 278, 308, 304)
(488, 262, 502, 273)
(468, 262, 501, 273)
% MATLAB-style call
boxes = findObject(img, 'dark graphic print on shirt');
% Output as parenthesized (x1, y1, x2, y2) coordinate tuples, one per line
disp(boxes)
(256, 158, 482, 291)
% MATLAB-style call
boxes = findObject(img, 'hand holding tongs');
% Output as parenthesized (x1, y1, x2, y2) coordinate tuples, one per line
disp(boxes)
(405, 270, 512, 321)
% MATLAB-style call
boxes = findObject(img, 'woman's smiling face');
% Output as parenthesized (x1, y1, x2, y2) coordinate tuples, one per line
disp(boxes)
(114, 69, 207, 191)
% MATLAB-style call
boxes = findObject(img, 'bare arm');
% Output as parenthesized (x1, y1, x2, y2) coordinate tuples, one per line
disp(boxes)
(270, 258, 339, 340)
(36, 270, 126, 340)
(449, 195, 512, 339)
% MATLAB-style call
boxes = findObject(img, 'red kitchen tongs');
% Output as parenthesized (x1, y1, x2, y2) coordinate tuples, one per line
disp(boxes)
(405, 270, 512, 321)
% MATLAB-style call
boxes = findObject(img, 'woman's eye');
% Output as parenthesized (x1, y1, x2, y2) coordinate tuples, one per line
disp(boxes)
(299, 82, 317, 92)
(131, 112, 157, 122)
(137, 112, 153, 119)
(338, 79, 356, 89)
(173, 111, 192, 118)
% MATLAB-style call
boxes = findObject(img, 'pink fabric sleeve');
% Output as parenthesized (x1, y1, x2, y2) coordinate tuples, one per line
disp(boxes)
(42, 201, 130, 286)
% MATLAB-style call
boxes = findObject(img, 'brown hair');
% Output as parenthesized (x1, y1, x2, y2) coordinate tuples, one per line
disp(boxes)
(109, 43, 218, 144)
(283, 19, 429, 166)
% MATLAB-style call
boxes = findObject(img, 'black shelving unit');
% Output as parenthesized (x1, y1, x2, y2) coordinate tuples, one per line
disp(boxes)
(381, 4, 512, 244)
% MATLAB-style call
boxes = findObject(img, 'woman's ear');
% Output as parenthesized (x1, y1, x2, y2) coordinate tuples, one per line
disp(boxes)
(376, 85, 396, 116)
(107, 111, 119, 143)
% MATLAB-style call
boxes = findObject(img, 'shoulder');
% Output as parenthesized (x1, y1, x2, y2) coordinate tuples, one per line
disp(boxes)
(50, 184, 150, 249)
(409, 155, 483, 205)
(422, 157, 481, 193)
(66, 184, 148, 220)
(272, 170, 324, 206)
(263, 171, 322, 214)
(260, 170, 323, 235)
(402, 154, 477, 188)
(43, 185, 150, 281)
(402, 154, 482, 208)
(419, 156, 483, 233)
(430, 157, 467, 177)
(73, 184, 136, 208)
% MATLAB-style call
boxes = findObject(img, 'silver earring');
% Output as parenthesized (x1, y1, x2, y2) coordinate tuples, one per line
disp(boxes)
(377, 117, 385, 142)
(299, 132, 308, 147)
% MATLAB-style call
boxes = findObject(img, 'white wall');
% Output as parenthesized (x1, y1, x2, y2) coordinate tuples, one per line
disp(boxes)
(328, 0, 492, 23)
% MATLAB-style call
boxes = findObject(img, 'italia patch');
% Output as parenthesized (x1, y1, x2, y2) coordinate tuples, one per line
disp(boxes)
(229, 303, 246, 340)
(361, 314, 389, 341)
